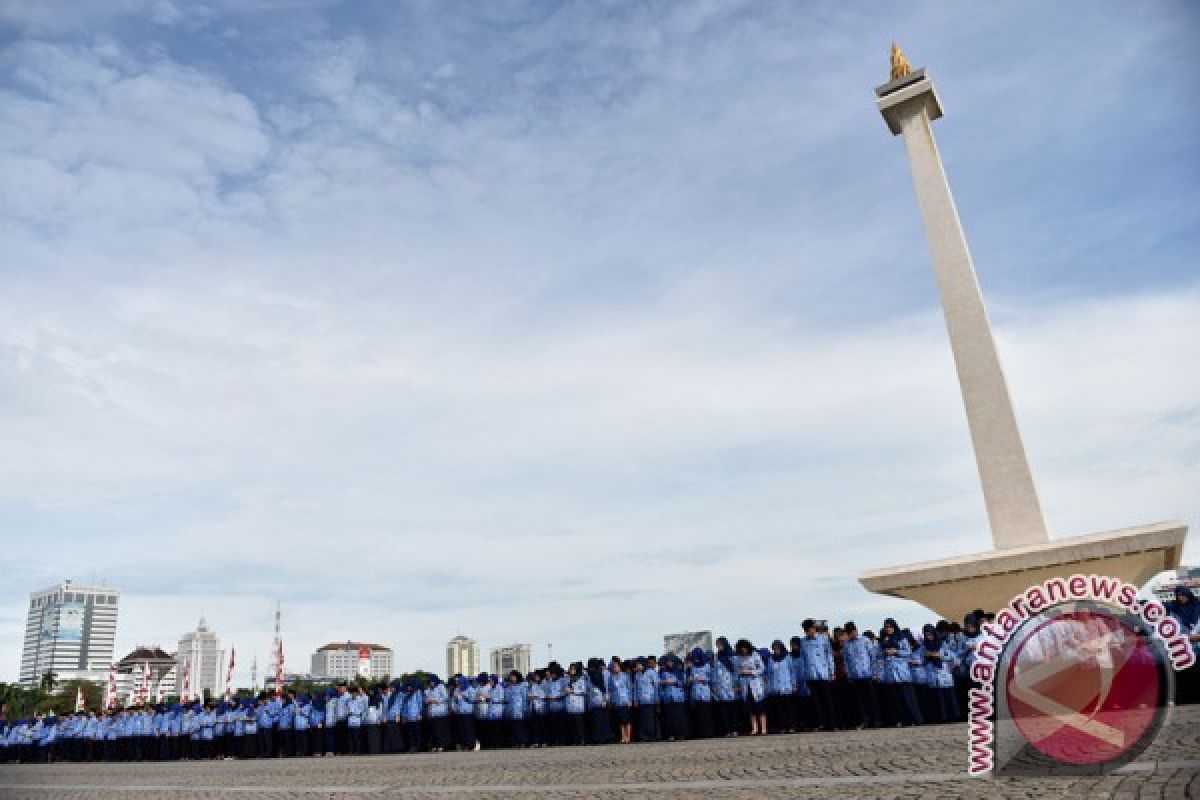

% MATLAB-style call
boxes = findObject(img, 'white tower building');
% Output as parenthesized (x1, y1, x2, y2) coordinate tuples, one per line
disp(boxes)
(176, 617, 224, 698)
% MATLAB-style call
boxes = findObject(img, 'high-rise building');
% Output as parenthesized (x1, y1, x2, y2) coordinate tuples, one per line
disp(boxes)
(176, 617, 224, 698)
(310, 642, 393, 680)
(446, 635, 479, 678)
(20, 581, 119, 687)
(489, 643, 532, 677)
(663, 630, 713, 659)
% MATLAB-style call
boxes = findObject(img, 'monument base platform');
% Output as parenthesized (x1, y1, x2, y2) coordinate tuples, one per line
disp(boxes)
(859, 520, 1187, 620)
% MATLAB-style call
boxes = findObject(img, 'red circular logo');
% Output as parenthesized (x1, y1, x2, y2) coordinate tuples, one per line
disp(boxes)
(1005, 609, 1161, 765)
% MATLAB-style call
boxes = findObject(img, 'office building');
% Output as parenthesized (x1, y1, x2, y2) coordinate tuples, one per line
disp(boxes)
(446, 635, 479, 678)
(310, 642, 393, 680)
(489, 643, 532, 676)
(176, 617, 224, 698)
(115, 646, 177, 706)
(19, 581, 119, 687)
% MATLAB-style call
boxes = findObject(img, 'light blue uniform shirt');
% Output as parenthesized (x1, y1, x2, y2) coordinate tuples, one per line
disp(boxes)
(766, 656, 794, 695)
(799, 636, 835, 682)
(607, 672, 632, 707)
(565, 677, 588, 714)
(634, 670, 658, 705)
(842, 637, 875, 681)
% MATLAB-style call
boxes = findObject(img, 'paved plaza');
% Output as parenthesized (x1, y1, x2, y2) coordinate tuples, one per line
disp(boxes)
(2, 706, 1198, 800)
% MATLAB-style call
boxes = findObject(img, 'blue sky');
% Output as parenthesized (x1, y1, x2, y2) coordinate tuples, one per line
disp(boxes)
(1, 0, 1197, 683)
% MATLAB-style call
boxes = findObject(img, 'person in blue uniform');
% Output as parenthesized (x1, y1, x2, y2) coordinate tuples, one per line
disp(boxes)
(308, 694, 323, 759)
(712, 637, 739, 737)
(658, 653, 689, 741)
(344, 685, 364, 755)
(685, 649, 713, 740)
(291, 694, 310, 758)
(585, 659, 611, 745)
(563, 662, 588, 745)
(384, 681, 404, 753)
(363, 688, 383, 755)
(333, 683, 349, 755)
(632, 657, 659, 742)
(424, 675, 450, 752)
(954, 613, 980, 721)
(920, 624, 958, 723)
(323, 688, 339, 756)
(526, 671, 545, 748)
(878, 618, 922, 726)
(841, 622, 879, 728)
(504, 671, 530, 748)
(472, 673, 492, 749)
(799, 620, 836, 731)
(765, 640, 795, 734)
(607, 659, 633, 744)
(486, 673, 507, 748)
(277, 694, 294, 758)
(402, 679, 424, 753)
(451, 676, 477, 751)
(1167, 586, 1200, 705)
(544, 663, 566, 747)
(734, 640, 766, 736)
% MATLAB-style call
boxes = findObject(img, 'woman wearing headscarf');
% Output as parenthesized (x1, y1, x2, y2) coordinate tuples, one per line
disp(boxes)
(544, 663, 567, 746)
(486, 674, 507, 747)
(607, 659, 633, 744)
(424, 675, 451, 752)
(903, 627, 930, 723)
(401, 680, 424, 753)
(954, 614, 982, 721)
(686, 648, 714, 739)
(505, 671, 530, 748)
(358, 689, 378, 755)
(658, 653, 689, 741)
(308, 692, 325, 758)
(735, 639, 767, 736)
(527, 671, 546, 747)
(472, 673, 491, 749)
(1167, 586, 1200, 704)
(712, 637, 739, 736)
(294, 695, 311, 758)
(787, 636, 813, 731)
(586, 659, 612, 745)
(564, 662, 588, 745)
(920, 624, 958, 723)
(451, 676, 477, 751)
(766, 640, 795, 734)
(632, 657, 659, 742)
(878, 619, 922, 727)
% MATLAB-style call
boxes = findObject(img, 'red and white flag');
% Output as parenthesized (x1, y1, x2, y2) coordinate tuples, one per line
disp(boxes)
(106, 665, 117, 710)
(180, 661, 191, 703)
(75, 686, 86, 712)
(138, 660, 151, 704)
(225, 646, 236, 699)
(274, 640, 284, 693)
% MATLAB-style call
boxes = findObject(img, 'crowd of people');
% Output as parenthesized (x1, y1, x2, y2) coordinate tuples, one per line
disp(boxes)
(4, 586, 1198, 765)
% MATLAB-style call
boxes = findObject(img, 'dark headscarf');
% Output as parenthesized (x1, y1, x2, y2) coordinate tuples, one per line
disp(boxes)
(922, 623, 942, 653)
(1168, 586, 1200, 628)
(880, 618, 905, 651)
(770, 639, 789, 662)
(715, 637, 735, 672)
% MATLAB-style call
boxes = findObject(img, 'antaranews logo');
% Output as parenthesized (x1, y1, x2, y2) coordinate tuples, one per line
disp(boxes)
(966, 574, 1195, 776)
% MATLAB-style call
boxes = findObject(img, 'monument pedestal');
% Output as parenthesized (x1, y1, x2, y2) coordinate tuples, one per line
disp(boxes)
(860, 520, 1187, 620)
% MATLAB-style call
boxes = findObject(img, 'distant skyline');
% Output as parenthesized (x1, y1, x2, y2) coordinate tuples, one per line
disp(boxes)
(1, 1, 1197, 685)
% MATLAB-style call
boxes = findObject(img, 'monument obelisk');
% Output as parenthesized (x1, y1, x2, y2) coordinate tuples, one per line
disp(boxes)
(859, 45, 1186, 617)
(877, 44, 1047, 550)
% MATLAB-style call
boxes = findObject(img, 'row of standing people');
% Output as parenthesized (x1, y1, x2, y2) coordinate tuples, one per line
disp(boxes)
(1, 615, 991, 763)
